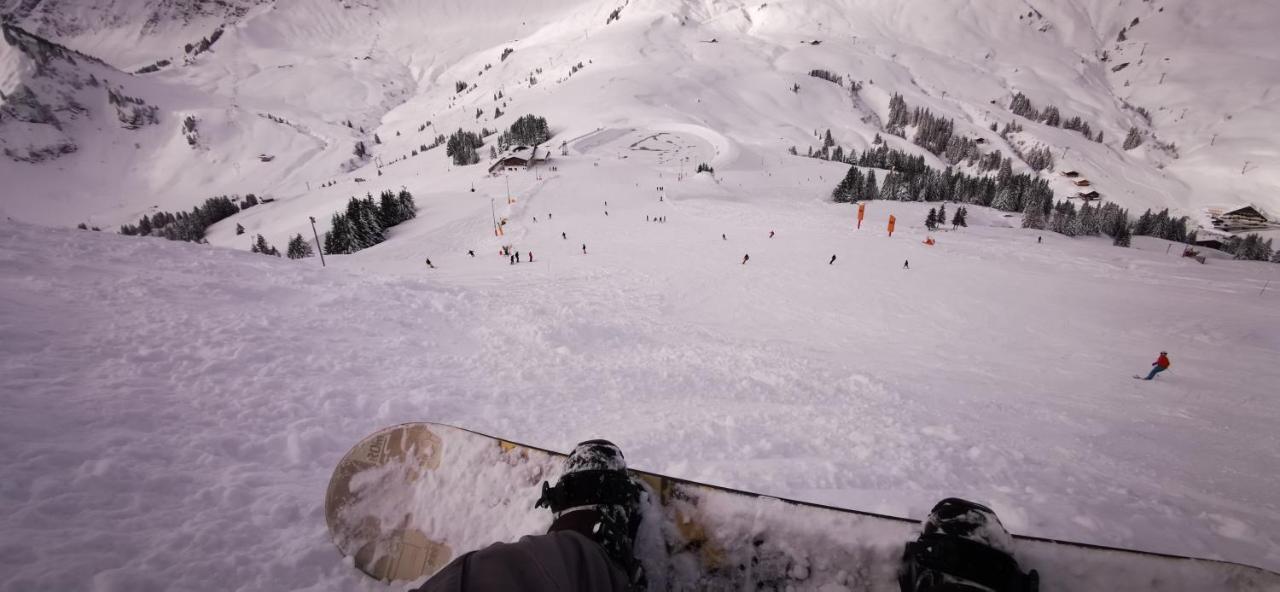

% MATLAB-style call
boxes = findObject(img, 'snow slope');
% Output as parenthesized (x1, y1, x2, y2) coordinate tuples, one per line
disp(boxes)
(2, 160, 1279, 590)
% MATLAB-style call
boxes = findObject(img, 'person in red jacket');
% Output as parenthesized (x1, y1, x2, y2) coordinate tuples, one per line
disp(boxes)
(1142, 351, 1171, 380)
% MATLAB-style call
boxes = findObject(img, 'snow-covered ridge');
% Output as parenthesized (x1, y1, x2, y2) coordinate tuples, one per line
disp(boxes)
(0, 0, 1277, 231)
(0, 23, 159, 163)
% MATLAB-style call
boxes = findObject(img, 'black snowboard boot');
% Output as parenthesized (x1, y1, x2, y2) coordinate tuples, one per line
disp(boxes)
(899, 498, 1039, 592)
(536, 439, 644, 583)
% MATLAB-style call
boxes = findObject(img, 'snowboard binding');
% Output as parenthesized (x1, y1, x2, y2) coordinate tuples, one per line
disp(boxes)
(899, 498, 1039, 592)
(536, 439, 645, 583)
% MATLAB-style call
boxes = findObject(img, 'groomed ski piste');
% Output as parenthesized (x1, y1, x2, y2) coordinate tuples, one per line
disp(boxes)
(2, 0, 1280, 590)
(4, 136, 1280, 590)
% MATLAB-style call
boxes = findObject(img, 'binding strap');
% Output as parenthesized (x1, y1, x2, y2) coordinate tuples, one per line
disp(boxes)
(906, 533, 1027, 592)
(535, 469, 639, 513)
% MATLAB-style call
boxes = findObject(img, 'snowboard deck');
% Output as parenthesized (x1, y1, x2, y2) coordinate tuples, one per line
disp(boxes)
(325, 422, 1280, 591)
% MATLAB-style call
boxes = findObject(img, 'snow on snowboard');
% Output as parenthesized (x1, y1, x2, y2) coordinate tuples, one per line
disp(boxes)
(325, 422, 1280, 591)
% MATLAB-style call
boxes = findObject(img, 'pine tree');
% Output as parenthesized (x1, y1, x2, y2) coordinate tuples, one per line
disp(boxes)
(991, 186, 1019, 212)
(378, 190, 402, 227)
(997, 158, 1013, 186)
(863, 170, 879, 201)
(1050, 201, 1077, 235)
(1112, 221, 1132, 247)
(354, 141, 368, 159)
(937, 204, 947, 226)
(252, 234, 280, 256)
(1123, 126, 1143, 150)
(1132, 209, 1155, 236)
(374, 134, 382, 144)
(324, 213, 354, 255)
(832, 166, 861, 203)
(397, 189, 417, 222)
(1041, 105, 1061, 127)
(886, 93, 909, 133)
(1010, 92, 1038, 119)
(1073, 203, 1099, 236)
(235, 223, 245, 235)
(1021, 197, 1047, 229)
(287, 233, 313, 259)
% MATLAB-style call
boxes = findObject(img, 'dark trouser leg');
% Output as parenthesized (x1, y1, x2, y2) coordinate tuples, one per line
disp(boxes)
(411, 530, 630, 592)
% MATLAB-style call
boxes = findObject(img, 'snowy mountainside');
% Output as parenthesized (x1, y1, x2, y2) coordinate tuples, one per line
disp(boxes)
(0, 0, 267, 66)
(0, 0, 1277, 233)
(0, 24, 160, 163)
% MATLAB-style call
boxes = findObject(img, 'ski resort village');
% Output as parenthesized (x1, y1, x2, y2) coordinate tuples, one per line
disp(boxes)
(1, 0, 1279, 590)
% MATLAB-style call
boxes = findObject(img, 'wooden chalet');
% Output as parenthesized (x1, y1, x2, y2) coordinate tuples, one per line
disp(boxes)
(1076, 190, 1101, 201)
(1060, 170, 1081, 178)
(1209, 205, 1270, 232)
(488, 145, 548, 175)
(1073, 179, 1091, 187)
(1193, 237, 1226, 251)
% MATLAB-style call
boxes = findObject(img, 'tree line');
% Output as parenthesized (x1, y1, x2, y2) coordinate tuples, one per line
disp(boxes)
(323, 189, 418, 255)
(496, 114, 550, 152)
(828, 145, 1203, 248)
(118, 196, 239, 242)
(1009, 91, 1104, 143)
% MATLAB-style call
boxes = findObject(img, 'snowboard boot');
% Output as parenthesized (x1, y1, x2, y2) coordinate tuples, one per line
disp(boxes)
(536, 439, 644, 584)
(899, 498, 1039, 592)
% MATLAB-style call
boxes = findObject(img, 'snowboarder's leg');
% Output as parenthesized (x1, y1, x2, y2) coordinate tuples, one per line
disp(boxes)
(411, 530, 629, 592)
(415, 440, 642, 592)
(1144, 366, 1165, 380)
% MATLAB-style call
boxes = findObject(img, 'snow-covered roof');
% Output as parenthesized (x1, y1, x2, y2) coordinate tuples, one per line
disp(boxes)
(1220, 205, 1267, 220)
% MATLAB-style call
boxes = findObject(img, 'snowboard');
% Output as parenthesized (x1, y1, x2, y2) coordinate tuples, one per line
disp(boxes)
(325, 422, 1280, 591)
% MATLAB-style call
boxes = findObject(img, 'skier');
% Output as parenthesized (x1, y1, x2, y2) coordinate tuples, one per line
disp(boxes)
(549, 213, 553, 220)
(509, 254, 516, 265)
(425, 258, 435, 268)
(829, 254, 837, 265)
(534, 217, 538, 223)
(468, 250, 476, 257)
(646, 215, 650, 222)
(410, 440, 642, 592)
(528, 251, 534, 262)
(1140, 351, 1171, 380)
(516, 252, 521, 263)
(903, 259, 910, 270)
(769, 230, 775, 238)
(582, 244, 588, 255)
(1038, 236, 1043, 244)
(742, 253, 750, 265)
(562, 232, 567, 240)
(721, 233, 726, 241)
